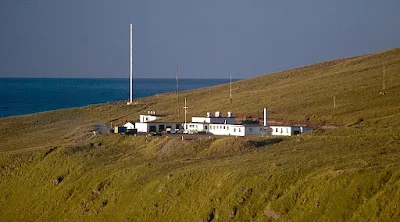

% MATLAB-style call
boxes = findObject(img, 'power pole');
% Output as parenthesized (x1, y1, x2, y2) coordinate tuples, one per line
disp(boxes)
(380, 63, 387, 95)
(382, 64, 386, 94)
(176, 64, 180, 115)
(183, 97, 188, 130)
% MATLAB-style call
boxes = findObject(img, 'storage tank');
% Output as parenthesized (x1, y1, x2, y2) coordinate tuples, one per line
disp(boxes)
(215, 111, 221, 117)
(207, 112, 211, 117)
(227, 112, 232, 117)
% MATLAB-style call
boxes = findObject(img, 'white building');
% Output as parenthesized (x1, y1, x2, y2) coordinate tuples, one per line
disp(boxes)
(184, 109, 312, 136)
(133, 112, 182, 133)
(191, 111, 236, 125)
(124, 122, 135, 130)
(269, 126, 312, 136)
(140, 111, 164, 123)
(135, 122, 182, 133)
(131, 109, 312, 136)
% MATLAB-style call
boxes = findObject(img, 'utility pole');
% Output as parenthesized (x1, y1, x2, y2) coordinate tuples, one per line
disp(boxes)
(176, 64, 180, 115)
(382, 64, 387, 95)
(380, 63, 387, 95)
(183, 97, 188, 130)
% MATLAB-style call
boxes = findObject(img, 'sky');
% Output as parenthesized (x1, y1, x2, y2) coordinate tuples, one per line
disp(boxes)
(0, 0, 400, 79)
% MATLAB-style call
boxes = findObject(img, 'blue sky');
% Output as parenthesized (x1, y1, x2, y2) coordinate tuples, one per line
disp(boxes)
(1, 0, 399, 79)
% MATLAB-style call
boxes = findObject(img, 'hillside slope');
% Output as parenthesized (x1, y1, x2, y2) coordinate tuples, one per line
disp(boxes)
(0, 47, 399, 221)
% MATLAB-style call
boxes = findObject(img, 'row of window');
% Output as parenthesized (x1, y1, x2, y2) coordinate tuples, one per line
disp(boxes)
(248, 128, 264, 133)
(186, 124, 292, 134)
(210, 125, 230, 130)
(271, 128, 289, 133)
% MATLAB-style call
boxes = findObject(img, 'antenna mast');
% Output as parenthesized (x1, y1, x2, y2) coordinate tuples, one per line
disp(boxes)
(127, 24, 134, 105)
(176, 64, 180, 115)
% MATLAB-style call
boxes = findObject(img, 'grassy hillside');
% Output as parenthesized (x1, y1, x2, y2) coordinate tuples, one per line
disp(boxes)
(0, 47, 399, 221)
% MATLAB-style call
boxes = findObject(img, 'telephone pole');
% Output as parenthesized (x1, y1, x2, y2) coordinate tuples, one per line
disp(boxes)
(183, 98, 188, 130)
(176, 64, 180, 115)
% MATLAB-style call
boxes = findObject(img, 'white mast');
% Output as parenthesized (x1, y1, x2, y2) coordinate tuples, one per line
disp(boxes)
(127, 24, 133, 105)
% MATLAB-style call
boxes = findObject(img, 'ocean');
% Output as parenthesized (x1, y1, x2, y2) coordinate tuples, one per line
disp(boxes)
(0, 78, 235, 118)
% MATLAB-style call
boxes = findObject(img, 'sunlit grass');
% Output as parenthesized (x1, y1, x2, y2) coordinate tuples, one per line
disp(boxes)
(0, 47, 399, 221)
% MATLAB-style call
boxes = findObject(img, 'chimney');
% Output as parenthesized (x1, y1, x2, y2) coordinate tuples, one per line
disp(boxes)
(263, 108, 268, 127)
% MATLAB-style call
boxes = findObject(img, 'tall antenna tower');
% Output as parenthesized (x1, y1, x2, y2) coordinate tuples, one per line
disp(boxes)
(127, 24, 134, 105)
(176, 64, 180, 115)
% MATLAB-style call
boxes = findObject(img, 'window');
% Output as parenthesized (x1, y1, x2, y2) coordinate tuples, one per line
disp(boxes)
(260, 128, 263, 132)
(234, 128, 236, 132)
(276, 128, 278, 132)
(223, 126, 225, 129)
(249, 128, 252, 132)
(238, 128, 241, 132)
(286, 128, 289, 133)
(205, 125, 208, 130)
(227, 126, 229, 130)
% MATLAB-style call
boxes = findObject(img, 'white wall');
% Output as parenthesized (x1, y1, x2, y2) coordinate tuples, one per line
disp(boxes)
(185, 123, 208, 133)
(135, 122, 148, 132)
(124, 122, 135, 130)
(270, 126, 292, 136)
(208, 124, 245, 136)
(136, 122, 183, 133)
(140, 115, 160, 123)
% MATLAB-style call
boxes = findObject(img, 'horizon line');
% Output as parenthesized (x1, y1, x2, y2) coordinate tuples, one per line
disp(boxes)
(0, 76, 243, 80)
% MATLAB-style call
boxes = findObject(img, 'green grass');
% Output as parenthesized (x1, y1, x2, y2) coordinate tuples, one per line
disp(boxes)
(0, 47, 399, 221)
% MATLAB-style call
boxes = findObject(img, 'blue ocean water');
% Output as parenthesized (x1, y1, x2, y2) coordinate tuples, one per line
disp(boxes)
(0, 78, 236, 118)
